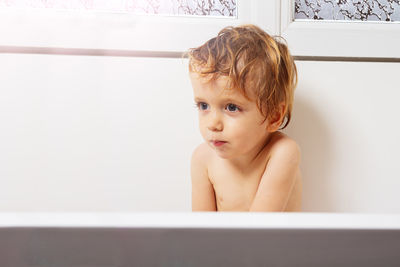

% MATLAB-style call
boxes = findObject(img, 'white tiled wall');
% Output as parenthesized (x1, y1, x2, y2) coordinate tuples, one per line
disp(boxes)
(1, 54, 399, 212)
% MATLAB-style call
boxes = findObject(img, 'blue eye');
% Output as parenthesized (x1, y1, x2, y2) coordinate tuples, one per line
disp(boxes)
(226, 103, 240, 112)
(197, 102, 209, 110)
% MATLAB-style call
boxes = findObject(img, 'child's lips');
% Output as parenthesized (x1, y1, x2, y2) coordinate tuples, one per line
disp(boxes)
(211, 140, 227, 147)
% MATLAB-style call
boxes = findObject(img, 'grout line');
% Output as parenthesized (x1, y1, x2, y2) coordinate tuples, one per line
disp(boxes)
(294, 56, 400, 63)
(0, 46, 184, 58)
(278, 0, 282, 36)
(1, 46, 399, 63)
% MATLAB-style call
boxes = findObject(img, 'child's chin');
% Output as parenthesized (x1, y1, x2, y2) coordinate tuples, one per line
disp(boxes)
(213, 150, 233, 159)
(206, 143, 235, 159)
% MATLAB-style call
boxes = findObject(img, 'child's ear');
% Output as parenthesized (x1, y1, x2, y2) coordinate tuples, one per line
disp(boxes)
(266, 102, 286, 132)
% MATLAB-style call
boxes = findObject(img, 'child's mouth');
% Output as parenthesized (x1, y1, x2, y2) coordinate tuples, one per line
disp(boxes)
(212, 140, 227, 147)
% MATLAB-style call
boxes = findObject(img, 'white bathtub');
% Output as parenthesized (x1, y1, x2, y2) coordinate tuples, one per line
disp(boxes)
(1, 212, 400, 266)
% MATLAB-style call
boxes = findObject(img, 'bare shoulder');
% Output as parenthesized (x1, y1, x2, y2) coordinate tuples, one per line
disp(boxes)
(249, 132, 302, 211)
(191, 142, 214, 177)
(268, 132, 301, 164)
(191, 142, 213, 166)
(191, 142, 217, 211)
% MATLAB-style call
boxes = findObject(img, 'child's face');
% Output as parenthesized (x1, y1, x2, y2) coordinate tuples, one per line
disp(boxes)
(190, 72, 273, 159)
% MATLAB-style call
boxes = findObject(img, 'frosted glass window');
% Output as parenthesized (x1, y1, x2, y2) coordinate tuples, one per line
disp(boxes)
(0, 0, 237, 17)
(295, 0, 400, 22)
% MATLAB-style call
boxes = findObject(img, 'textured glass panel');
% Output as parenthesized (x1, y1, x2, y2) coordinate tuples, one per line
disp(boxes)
(295, 0, 400, 22)
(0, 0, 237, 17)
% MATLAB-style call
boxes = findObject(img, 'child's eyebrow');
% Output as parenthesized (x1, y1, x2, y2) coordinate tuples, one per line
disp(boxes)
(194, 97, 206, 102)
(194, 97, 248, 106)
(222, 97, 248, 106)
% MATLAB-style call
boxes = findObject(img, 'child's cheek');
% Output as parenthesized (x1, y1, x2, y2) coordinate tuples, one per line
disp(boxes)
(199, 120, 210, 140)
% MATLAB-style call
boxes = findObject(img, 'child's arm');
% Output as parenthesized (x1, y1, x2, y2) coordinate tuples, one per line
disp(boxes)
(191, 144, 217, 211)
(249, 139, 300, 212)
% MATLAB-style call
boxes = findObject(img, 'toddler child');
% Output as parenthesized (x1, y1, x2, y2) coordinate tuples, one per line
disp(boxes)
(187, 24, 302, 211)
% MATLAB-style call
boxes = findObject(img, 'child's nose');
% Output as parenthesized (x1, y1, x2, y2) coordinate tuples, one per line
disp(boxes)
(207, 111, 223, 132)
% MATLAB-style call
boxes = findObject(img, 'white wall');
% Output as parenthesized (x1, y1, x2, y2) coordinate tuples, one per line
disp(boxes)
(285, 61, 400, 213)
(0, 54, 198, 212)
(1, 53, 399, 212)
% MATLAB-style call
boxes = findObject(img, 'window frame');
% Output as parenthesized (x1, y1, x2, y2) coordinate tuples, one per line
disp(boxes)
(280, 0, 400, 59)
(0, 1, 279, 54)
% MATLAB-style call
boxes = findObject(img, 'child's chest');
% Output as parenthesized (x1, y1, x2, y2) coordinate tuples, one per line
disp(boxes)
(208, 162, 267, 211)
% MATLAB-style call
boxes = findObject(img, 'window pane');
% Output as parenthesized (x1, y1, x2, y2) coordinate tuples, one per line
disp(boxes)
(294, 0, 400, 22)
(0, 0, 237, 17)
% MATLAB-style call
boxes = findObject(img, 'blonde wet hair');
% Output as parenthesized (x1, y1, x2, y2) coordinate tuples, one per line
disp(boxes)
(186, 24, 297, 129)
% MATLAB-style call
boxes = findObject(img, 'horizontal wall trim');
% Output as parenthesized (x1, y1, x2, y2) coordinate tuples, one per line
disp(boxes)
(294, 56, 400, 63)
(0, 46, 184, 58)
(1, 46, 399, 63)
